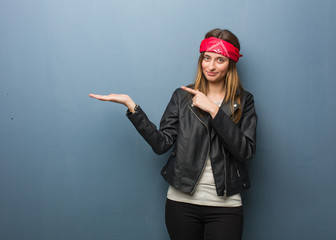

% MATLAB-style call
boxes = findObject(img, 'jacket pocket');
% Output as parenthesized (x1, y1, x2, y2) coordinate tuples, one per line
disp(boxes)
(161, 151, 176, 177)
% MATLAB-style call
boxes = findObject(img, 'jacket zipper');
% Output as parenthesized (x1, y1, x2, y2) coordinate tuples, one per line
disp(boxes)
(222, 145, 228, 198)
(235, 162, 241, 178)
(222, 102, 239, 197)
(189, 106, 211, 194)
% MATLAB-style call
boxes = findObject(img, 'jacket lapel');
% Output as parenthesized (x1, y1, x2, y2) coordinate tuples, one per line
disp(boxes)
(188, 101, 210, 125)
(220, 101, 239, 118)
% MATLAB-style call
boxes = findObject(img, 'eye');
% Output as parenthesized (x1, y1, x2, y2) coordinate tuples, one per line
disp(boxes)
(217, 58, 225, 63)
(203, 56, 211, 61)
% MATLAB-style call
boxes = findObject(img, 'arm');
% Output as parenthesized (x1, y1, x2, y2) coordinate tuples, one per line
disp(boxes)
(127, 90, 179, 155)
(211, 92, 258, 162)
(89, 91, 179, 155)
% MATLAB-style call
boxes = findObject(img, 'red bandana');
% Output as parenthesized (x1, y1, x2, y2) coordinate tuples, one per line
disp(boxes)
(199, 37, 243, 62)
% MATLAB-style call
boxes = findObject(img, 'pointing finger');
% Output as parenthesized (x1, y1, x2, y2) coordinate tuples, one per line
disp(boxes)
(181, 86, 198, 95)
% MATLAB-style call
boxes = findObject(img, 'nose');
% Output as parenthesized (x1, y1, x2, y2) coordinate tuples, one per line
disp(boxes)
(209, 60, 216, 70)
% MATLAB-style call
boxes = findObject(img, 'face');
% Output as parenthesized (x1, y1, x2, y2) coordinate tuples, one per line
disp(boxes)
(201, 52, 229, 82)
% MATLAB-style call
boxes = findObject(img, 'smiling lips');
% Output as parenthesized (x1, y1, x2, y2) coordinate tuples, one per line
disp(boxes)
(206, 72, 217, 76)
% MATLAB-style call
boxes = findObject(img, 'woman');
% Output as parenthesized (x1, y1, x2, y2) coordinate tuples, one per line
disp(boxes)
(89, 28, 257, 240)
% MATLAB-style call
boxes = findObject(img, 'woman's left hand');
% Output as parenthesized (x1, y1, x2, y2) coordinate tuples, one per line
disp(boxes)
(181, 86, 219, 118)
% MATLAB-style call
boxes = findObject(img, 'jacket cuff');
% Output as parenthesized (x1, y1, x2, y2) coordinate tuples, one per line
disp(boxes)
(126, 104, 139, 117)
(126, 105, 144, 124)
(211, 107, 236, 130)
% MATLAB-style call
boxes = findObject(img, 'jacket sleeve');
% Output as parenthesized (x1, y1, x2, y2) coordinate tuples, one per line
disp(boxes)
(127, 90, 179, 155)
(211, 92, 258, 162)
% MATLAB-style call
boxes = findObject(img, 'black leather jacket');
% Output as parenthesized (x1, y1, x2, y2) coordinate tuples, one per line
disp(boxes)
(127, 88, 257, 197)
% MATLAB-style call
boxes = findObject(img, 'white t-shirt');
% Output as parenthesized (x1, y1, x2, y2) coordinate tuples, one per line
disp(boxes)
(167, 155, 242, 207)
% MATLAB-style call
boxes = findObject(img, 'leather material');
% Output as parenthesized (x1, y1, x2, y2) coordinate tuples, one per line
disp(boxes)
(127, 88, 257, 197)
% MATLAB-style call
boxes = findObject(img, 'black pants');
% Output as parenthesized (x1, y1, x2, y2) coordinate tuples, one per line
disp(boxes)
(165, 198, 243, 240)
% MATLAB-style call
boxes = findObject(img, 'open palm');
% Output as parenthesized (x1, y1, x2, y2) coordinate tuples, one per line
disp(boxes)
(89, 93, 131, 104)
(89, 93, 136, 112)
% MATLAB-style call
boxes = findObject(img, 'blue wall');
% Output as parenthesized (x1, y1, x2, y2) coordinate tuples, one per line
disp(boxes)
(1, 0, 335, 239)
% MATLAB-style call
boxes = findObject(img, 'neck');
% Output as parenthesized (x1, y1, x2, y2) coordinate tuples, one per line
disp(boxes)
(207, 81, 225, 99)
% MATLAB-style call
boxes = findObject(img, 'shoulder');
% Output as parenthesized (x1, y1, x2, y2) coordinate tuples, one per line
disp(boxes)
(239, 89, 255, 102)
(165, 86, 192, 108)
(239, 89, 257, 117)
(171, 86, 191, 99)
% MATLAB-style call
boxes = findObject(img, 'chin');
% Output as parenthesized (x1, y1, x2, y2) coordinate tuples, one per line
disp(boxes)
(207, 76, 220, 81)
(206, 77, 225, 83)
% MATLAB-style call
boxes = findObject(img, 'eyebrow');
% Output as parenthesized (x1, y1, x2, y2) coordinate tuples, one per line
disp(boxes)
(204, 54, 225, 60)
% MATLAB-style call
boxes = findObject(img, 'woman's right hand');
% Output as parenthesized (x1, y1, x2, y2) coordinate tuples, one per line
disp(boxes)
(89, 93, 137, 113)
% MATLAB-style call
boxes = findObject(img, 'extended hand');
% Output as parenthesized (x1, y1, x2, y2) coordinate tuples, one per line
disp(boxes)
(89, 93, 136, 113)
(181, 86, 219, 118)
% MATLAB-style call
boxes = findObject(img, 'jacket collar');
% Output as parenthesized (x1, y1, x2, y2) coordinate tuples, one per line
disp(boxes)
(220, 100, 240, 118)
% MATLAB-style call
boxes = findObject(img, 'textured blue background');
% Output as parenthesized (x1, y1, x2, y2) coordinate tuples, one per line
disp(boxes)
(1, 0, 335, 239)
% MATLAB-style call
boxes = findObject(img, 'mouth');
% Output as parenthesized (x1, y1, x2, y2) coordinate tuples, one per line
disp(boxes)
(206, 72, 217, 76)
